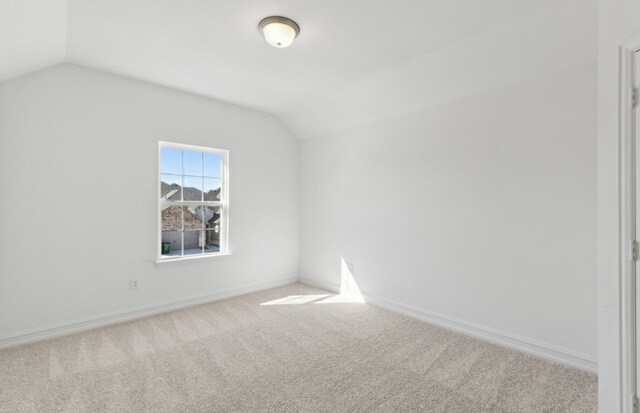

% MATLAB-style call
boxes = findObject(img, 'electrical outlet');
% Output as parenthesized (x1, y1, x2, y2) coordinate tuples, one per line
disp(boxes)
(130, 278, 140, 290)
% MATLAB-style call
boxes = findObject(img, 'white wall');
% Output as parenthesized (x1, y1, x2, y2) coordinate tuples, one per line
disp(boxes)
(0, 64, 299, 341)
(597, 1, 640, 411)
(0, 0, 604, 394)
(299, 0, 597, 370)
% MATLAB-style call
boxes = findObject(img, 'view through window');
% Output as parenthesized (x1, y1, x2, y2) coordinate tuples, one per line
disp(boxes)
(159, 142, 228, 259)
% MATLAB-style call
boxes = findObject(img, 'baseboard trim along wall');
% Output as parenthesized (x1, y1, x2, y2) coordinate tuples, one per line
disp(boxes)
(298, 277, 597, 373)
(0, 277, 298, 349)
(1, 275, 598, 374)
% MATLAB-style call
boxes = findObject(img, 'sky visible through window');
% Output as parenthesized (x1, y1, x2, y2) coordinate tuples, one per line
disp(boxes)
(160, 147, 222, 199)
(161, 148, 222, 178)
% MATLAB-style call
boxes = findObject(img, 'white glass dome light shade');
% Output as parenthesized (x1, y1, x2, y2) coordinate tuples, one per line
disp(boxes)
(259, 16, 300, 48)
(262, 22, 296, 47)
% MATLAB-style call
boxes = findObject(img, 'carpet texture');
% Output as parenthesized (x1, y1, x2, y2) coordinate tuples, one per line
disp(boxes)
(0, 283, 597, 412)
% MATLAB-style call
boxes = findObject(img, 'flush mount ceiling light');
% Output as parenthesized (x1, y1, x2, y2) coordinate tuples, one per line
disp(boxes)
(258, 16, 300, 48)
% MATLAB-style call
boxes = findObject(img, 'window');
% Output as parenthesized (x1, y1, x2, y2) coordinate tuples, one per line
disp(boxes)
(158, 142, 228, 261)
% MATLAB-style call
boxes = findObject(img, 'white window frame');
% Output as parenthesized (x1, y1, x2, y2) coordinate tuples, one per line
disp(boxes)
(620, 34, 640, 413)
(156, 141, 229, 264)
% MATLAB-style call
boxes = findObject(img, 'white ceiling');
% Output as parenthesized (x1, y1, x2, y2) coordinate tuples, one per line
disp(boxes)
(0, 0, 66, 82)
(284, 0, 597, 139)
(1, 0, 568, 135)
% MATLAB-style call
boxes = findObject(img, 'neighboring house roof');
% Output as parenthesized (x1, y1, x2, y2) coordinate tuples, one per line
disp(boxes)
(204, 188, 221, 201)
(163, 188, 179, 200)
(161, 181, 220, 202)
(208, 213, 221, 225)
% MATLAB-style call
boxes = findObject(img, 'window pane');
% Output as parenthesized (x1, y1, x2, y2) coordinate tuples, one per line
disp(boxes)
(204, 206, 222, 253)
(184, 206, 204, 256)
(204, 153, 222, 178)
(205, 206, 222, 253)
(204, 230, 220, 253)
(183, 150, 202, 176)
(183, 176, 203, 201)
(161, 231, 182, 257)
(160, 147, 182, 175)
(203, 205, 221, 229)
(160, 174, 181, 201)
(161, 205, 183, 231)
(183, 230, 204, 256)
(184, 206, 204, 230)
(204, 178, 221, 201)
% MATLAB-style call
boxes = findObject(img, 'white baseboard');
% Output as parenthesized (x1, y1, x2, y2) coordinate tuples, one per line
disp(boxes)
(3, 275, 598, 374)
(299, 277, 597, 373)
(299, 277, 341, 294)
(0, 277, 298, 349)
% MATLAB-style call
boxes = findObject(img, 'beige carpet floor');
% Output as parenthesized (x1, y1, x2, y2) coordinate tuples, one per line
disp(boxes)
(0, 283, 597, 412)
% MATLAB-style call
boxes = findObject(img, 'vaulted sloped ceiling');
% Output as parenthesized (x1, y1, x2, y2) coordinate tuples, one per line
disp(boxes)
(1, 0, 591, 140)
(0, 0, 67, 82)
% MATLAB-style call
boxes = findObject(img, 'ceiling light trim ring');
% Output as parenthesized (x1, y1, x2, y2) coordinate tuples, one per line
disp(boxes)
(258, 16, 300, 37)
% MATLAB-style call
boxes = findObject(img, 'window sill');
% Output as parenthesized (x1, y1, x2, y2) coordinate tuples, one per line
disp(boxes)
(155, 252, 231, 267)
